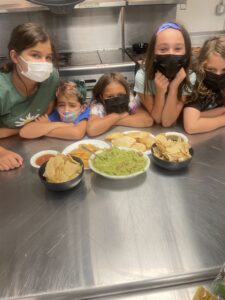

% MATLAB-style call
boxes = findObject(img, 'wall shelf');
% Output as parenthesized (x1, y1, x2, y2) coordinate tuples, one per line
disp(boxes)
(0, 0, 186, 13)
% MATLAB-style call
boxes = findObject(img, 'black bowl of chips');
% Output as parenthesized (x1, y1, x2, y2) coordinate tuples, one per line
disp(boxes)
(151, 144, 193, 171)
(38, 155, 84, 191)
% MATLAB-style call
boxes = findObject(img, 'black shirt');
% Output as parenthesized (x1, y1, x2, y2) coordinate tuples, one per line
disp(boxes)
(185, 93, 225, 111)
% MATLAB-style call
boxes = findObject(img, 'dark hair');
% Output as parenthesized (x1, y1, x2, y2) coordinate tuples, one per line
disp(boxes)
(56, 80, 87, 105)
(92, 72, 130, 104)
(143, 21, 192, 100)
(190, 36, 225, 101)
(0, 22, 56, 73)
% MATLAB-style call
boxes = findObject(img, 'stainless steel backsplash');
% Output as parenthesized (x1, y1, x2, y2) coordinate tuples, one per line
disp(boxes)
(0, 5, 176, 55)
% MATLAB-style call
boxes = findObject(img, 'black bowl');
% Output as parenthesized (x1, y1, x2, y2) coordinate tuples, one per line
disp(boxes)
(151, 144, 193, 171)
(38, 156, 84, 191)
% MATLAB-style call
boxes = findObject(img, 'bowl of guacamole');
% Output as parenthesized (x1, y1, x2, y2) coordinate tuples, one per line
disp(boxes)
(89, 147, 150, 179)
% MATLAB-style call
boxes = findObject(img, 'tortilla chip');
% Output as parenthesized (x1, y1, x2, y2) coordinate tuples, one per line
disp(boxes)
(131, 142, 147, 152)
(154, 134, 191, 162)
(105, 132, 125, 141)
(43, 154, 82, 183)
(112, 136, 136, 148)
(192, 286, 218, 300)
(125, 131, 150, 139)
(137, 136, 155, 149)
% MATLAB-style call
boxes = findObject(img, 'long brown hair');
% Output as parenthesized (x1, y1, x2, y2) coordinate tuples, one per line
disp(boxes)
(143, 21, 192, 100)
(190, 36, 225, 101)
(92, 72, 130, 104)
(0, 22, 57, 73)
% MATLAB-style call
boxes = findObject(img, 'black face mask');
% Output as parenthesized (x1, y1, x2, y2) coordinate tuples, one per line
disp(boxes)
(103, 94, 129, 114)
(154, 54, 187, 80)
(203, 71, 225, 92)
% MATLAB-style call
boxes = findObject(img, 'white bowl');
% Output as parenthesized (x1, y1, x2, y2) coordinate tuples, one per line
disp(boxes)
(30, 150, 58, 168)
(164, 132, 189, 143)
(89, 148, 150, 179)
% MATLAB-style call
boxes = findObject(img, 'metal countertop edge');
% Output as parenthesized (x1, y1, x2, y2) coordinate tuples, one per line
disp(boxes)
(6, 266, 220, 300)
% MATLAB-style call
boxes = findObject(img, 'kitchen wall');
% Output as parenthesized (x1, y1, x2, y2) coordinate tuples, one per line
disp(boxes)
(176, 0, 225, 46)
(0, 4, 176, 55)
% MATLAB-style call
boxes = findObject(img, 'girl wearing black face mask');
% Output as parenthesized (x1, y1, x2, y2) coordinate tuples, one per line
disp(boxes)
(87, 73, 153, 137)
(134, 22, 195, 127)
(184, 36, 225, 134)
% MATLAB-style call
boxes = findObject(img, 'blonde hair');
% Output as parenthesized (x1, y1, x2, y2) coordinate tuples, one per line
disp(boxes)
(191, 36, 225, 101)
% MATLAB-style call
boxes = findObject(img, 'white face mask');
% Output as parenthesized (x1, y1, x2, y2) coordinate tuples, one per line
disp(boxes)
(19, 56, 53, 82)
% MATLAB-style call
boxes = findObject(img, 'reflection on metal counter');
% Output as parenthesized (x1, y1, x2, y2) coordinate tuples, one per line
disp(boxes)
(0, 125, 225, 300)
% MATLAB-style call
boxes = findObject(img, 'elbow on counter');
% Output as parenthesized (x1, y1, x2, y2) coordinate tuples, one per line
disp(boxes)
(19, 127, 32, 139)
(161, 118, 176, 128)
(183, 123, 198, 135)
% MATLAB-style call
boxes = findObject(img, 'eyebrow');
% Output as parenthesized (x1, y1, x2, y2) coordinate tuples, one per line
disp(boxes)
(29, 50, 53, 55)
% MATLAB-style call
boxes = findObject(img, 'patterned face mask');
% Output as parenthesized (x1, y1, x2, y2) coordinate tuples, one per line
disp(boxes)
(154, 54, 187, 80)
(103, 94, 129, 114)
(19, 56, 53, 82)
(59, 111, 80, 123)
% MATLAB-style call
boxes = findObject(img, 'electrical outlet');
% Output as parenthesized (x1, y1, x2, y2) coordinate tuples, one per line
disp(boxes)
(179, 3, 187, 10)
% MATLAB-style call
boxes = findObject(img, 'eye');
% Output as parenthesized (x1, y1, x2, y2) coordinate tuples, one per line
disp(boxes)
(159, 48, 168, 52)
(206, 68, 216, 73)
(46, 55, 53, 62)
(31, 53, 41, 59)
(57, 103, 65, 108)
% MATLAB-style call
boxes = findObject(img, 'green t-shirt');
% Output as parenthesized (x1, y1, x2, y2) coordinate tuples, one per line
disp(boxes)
(0, 69, 59, 128)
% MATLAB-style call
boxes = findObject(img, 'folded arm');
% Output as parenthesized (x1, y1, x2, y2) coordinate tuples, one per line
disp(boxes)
(20, 119, 71, 139)
(46, 120, 87, 140)
(0, 128, 20, 138)
(115, 107, 153, 127)
(87, 113, 127, 137)
(183, 107, 225, 134)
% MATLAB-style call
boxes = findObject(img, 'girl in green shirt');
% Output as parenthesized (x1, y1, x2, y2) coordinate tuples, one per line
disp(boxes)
(0, 22, 59, 171)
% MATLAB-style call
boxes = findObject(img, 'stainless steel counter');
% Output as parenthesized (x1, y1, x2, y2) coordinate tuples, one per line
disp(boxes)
(0, 125, 225, 300)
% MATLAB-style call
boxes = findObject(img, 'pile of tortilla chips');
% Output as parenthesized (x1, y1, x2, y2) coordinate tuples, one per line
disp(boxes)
(105, 131, 155, 152)
(69, 144, 99, 169)
(153, 134, 191, 162)
(43, 154, 82, 183)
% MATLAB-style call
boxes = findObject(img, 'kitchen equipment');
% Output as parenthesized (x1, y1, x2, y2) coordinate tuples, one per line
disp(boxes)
(58, 49, 136, 100)
(26, 0, 84, 14)
(132, 42, 148, 54)
(216, 0, 225, 15)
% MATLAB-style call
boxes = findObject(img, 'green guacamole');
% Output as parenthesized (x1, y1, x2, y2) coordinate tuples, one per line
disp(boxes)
(92, 147, 148, 176)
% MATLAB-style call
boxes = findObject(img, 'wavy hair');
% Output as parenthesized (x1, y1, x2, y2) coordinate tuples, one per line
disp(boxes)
(190, 36, 225, 101)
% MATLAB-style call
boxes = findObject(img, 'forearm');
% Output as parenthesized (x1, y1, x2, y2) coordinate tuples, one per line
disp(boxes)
(20, 122, 71, 139)
(162, 87, 183, 127)
(87, 114, 120, 137)
(151, 92, 165, 124)
(46, 123, 86, 140)
(0, 127, 20, 138)
(200, 107, 225, 118)
(116, 110, 153, 127)
(184, 111, 225, 134)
